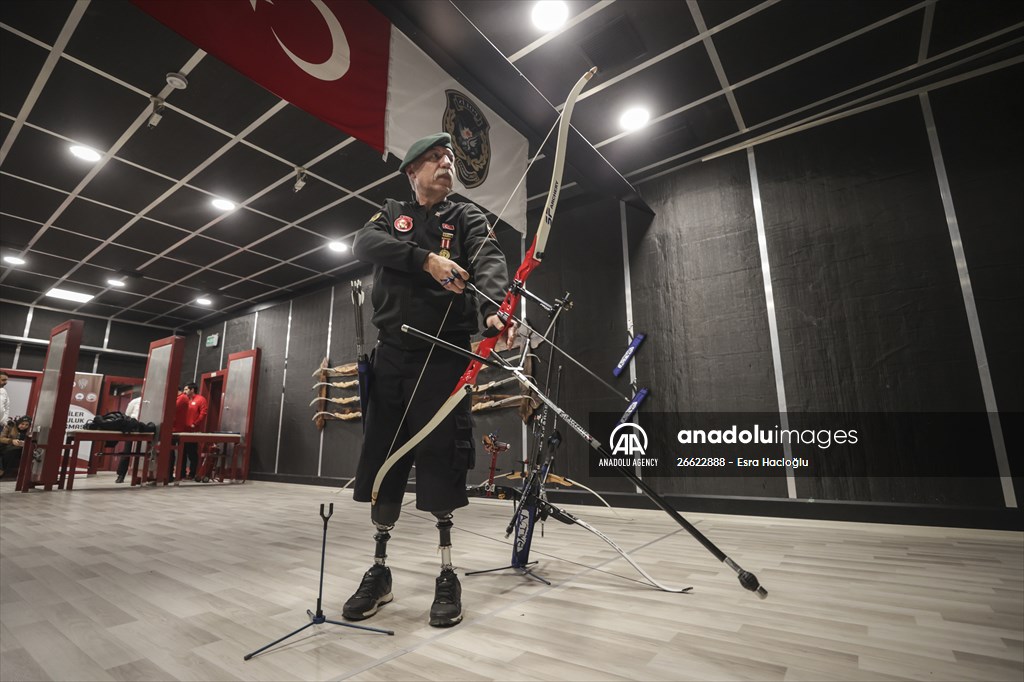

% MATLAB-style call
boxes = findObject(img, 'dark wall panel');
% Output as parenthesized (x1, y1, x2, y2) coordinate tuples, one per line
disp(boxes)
(179, 330, 200, 387)
(250, 301, 290, 474)
(321, 278, 370, 481)
(223, 312, 256, 357)
(16, 345, 46, 371)
(0, 303, 28, 336)
(108, 320, 171, 354)
(929, 65, 1024, 503)
(194, 325, 223, 377)
(631, 154, 786, 499)
(756, 98, 1001, 505)
(96, 355, 146, 379)
(27, 307, 105, 347)
(278, 288, 332, 476)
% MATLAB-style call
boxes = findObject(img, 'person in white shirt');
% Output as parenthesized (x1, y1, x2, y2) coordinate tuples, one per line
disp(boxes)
(115, 395, 143, 484)
(0, 371, 10, 427)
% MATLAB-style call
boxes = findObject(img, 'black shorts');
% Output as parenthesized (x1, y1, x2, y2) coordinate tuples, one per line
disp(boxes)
(352, 340, 475, 512)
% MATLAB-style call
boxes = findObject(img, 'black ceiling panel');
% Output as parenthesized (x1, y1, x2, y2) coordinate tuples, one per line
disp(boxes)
(249, 228, 325, 261)
(65, 1, 199, 94)
(112, 217, 191, 253)
(0, 174, 67, 223)
(200, 208, 286, 247)
(290, 247, 357, 275)
(114, 308, 162, 323)
(78, 158, 176, 213)
(214, 251, 279, 278)
(929, 0, 1024, 57)
(1, 286, 37, 304)
(158, 284, 213, 305)
(733, 12, 923, 128)
(84, 243, 152, 272)
(27, 58, 147, 151)
(694, 0, 764, 29)
(138, 256, 198, 283)
(0, 214, 43, 250)
(76, 300, 129, 320)
(52, 198, 131, 241)
(246, 103, 349, 165)
(220, 279, 276, 301)
(1, 269, 58, 294)
(359, 175, 413, 208)
(455, 1, 602, 57)
(714, 1, 919, 84)
(188, 268, 240, 293)
(250, 262, 309, 289)
(163, 235, 238, 264)
(0, 34, 48, 118)
(169, 54, 281, 136)
(298, 197, 376, 239)
(91, 288, 147, 310)
(0, 0, 75, 44)
(3, 125, 97, 192)
(30, 226, 103, 261)
(21, 250, 81, 278)
(189, 143, 291, 203)
(247, 175, 350, 223)
(117, 108, 230, 180)
(144, 184, 223, 231)
(309, 141, 400, 192)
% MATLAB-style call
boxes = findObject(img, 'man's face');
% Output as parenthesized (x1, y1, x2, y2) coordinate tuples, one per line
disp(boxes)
(0, 373, 7, 388)
(184, 386, 195, 397)
(408, 146, 455, 197)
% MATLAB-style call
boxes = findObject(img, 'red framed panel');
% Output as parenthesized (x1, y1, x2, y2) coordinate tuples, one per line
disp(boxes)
(97, 375, 144, 415)
(1, 368, 43, 420)
(138, 335, 185, 486)
(199, 369, 227, 432)
(17, 320, 84, 491)
(222, 349, 260, 481)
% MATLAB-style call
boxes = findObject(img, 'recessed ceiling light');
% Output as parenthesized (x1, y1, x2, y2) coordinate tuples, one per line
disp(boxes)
(46, 287, 94, 303)
(3, 256, 26, 266)
(166, 72, 189, 89)
(532, 1, 568, 31)
(196, 297, 212, 306)
(107, 278, 126, 287)
(619, 107, 651, 131)
(328, 241, 348, 253)
(211, 198, 235, 211)
(69, 145, 102, 162)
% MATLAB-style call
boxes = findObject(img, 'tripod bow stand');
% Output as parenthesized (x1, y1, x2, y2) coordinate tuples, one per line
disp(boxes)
(244, 503, 393, 660)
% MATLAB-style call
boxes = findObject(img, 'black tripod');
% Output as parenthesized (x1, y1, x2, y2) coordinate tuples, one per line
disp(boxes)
(244, 503, 393, 660)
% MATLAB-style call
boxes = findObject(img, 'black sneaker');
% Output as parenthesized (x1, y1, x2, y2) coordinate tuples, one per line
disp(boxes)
(342, 565, 392, 620)
(429, 569, 462, 627)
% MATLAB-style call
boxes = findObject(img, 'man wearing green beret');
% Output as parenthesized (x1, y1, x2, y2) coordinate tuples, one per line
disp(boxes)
(346, 132, 513, 627)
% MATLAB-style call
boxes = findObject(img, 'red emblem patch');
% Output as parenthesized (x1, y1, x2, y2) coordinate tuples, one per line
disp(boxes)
(394, 215, 413, 233)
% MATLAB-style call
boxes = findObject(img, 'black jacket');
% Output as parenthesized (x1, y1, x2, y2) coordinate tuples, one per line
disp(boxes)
(353, 197, 509, 349)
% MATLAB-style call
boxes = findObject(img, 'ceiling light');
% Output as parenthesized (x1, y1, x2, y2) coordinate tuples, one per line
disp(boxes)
(3, 256, 26, 266)
(69, 145, 102, 162)
(46, 287, 94, 303)
(107, 278, 126, 287)
(328, 241, 348, 253)
(211, 198, 235, 211)
(619, 107, 650, 131)
(166, 72, 188, 89)
(196, 297, 212, 306)
(532, 1, 568, 31)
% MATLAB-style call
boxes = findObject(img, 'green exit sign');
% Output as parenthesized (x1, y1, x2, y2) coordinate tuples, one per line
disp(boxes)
(205, 333, 219, 348)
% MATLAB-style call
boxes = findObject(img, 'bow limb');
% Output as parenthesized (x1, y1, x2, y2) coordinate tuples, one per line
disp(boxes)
(370, 385, 473, 503)
(570, 515, 692, 594)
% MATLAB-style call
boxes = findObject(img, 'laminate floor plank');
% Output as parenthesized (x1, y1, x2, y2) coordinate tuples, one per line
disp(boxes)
(1, 477, 1020, 681)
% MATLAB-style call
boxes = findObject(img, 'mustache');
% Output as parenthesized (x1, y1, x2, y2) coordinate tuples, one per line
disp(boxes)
(435, 168, 453, 180)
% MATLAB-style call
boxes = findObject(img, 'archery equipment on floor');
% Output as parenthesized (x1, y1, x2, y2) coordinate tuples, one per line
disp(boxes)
(243, 503, 392, 661)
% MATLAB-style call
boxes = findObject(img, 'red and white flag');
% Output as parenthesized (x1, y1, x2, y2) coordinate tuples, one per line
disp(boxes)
(133, 0, 527, 233)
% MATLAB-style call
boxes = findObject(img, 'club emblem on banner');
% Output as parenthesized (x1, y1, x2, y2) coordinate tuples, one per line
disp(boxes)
(443, 89, 491, 189)
(394, 215, 413, 232)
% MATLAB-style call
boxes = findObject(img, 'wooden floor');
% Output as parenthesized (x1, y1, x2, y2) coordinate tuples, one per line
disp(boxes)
(1, 476, 1021, 682)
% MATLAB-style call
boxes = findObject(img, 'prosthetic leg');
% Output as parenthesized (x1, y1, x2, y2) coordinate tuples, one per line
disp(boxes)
(430, 510, 462, 627)
(343, 502, 400, 621)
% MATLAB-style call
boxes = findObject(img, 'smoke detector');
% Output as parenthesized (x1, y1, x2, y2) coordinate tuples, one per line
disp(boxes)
(166, 72, 188, 90)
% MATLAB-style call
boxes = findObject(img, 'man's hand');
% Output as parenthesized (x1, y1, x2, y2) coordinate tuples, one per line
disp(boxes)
(424, 253, 468, 294)
(485, 314, 516, 350)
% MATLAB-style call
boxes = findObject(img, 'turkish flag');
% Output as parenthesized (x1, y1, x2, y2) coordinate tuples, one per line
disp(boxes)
(133, 0, 390, 151)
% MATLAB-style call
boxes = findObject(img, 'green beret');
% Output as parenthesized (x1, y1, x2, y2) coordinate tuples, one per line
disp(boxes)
(398, 133, 453, 173)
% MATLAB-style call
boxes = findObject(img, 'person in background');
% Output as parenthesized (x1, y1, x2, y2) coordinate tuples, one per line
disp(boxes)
(0, 371, 10, 426)
(114, 394, 143, 484)
(180, 382, 208, 482)
(169, 387, 188, 481)
(0, 415, 31, 479)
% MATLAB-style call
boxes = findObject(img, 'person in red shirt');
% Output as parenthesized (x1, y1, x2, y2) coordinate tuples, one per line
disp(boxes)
(169, 388, 189, 481)
(179, 382, 208, 481)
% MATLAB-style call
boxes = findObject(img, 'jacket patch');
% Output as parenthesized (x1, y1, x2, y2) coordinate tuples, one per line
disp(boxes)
(394, 215, 413, 233)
